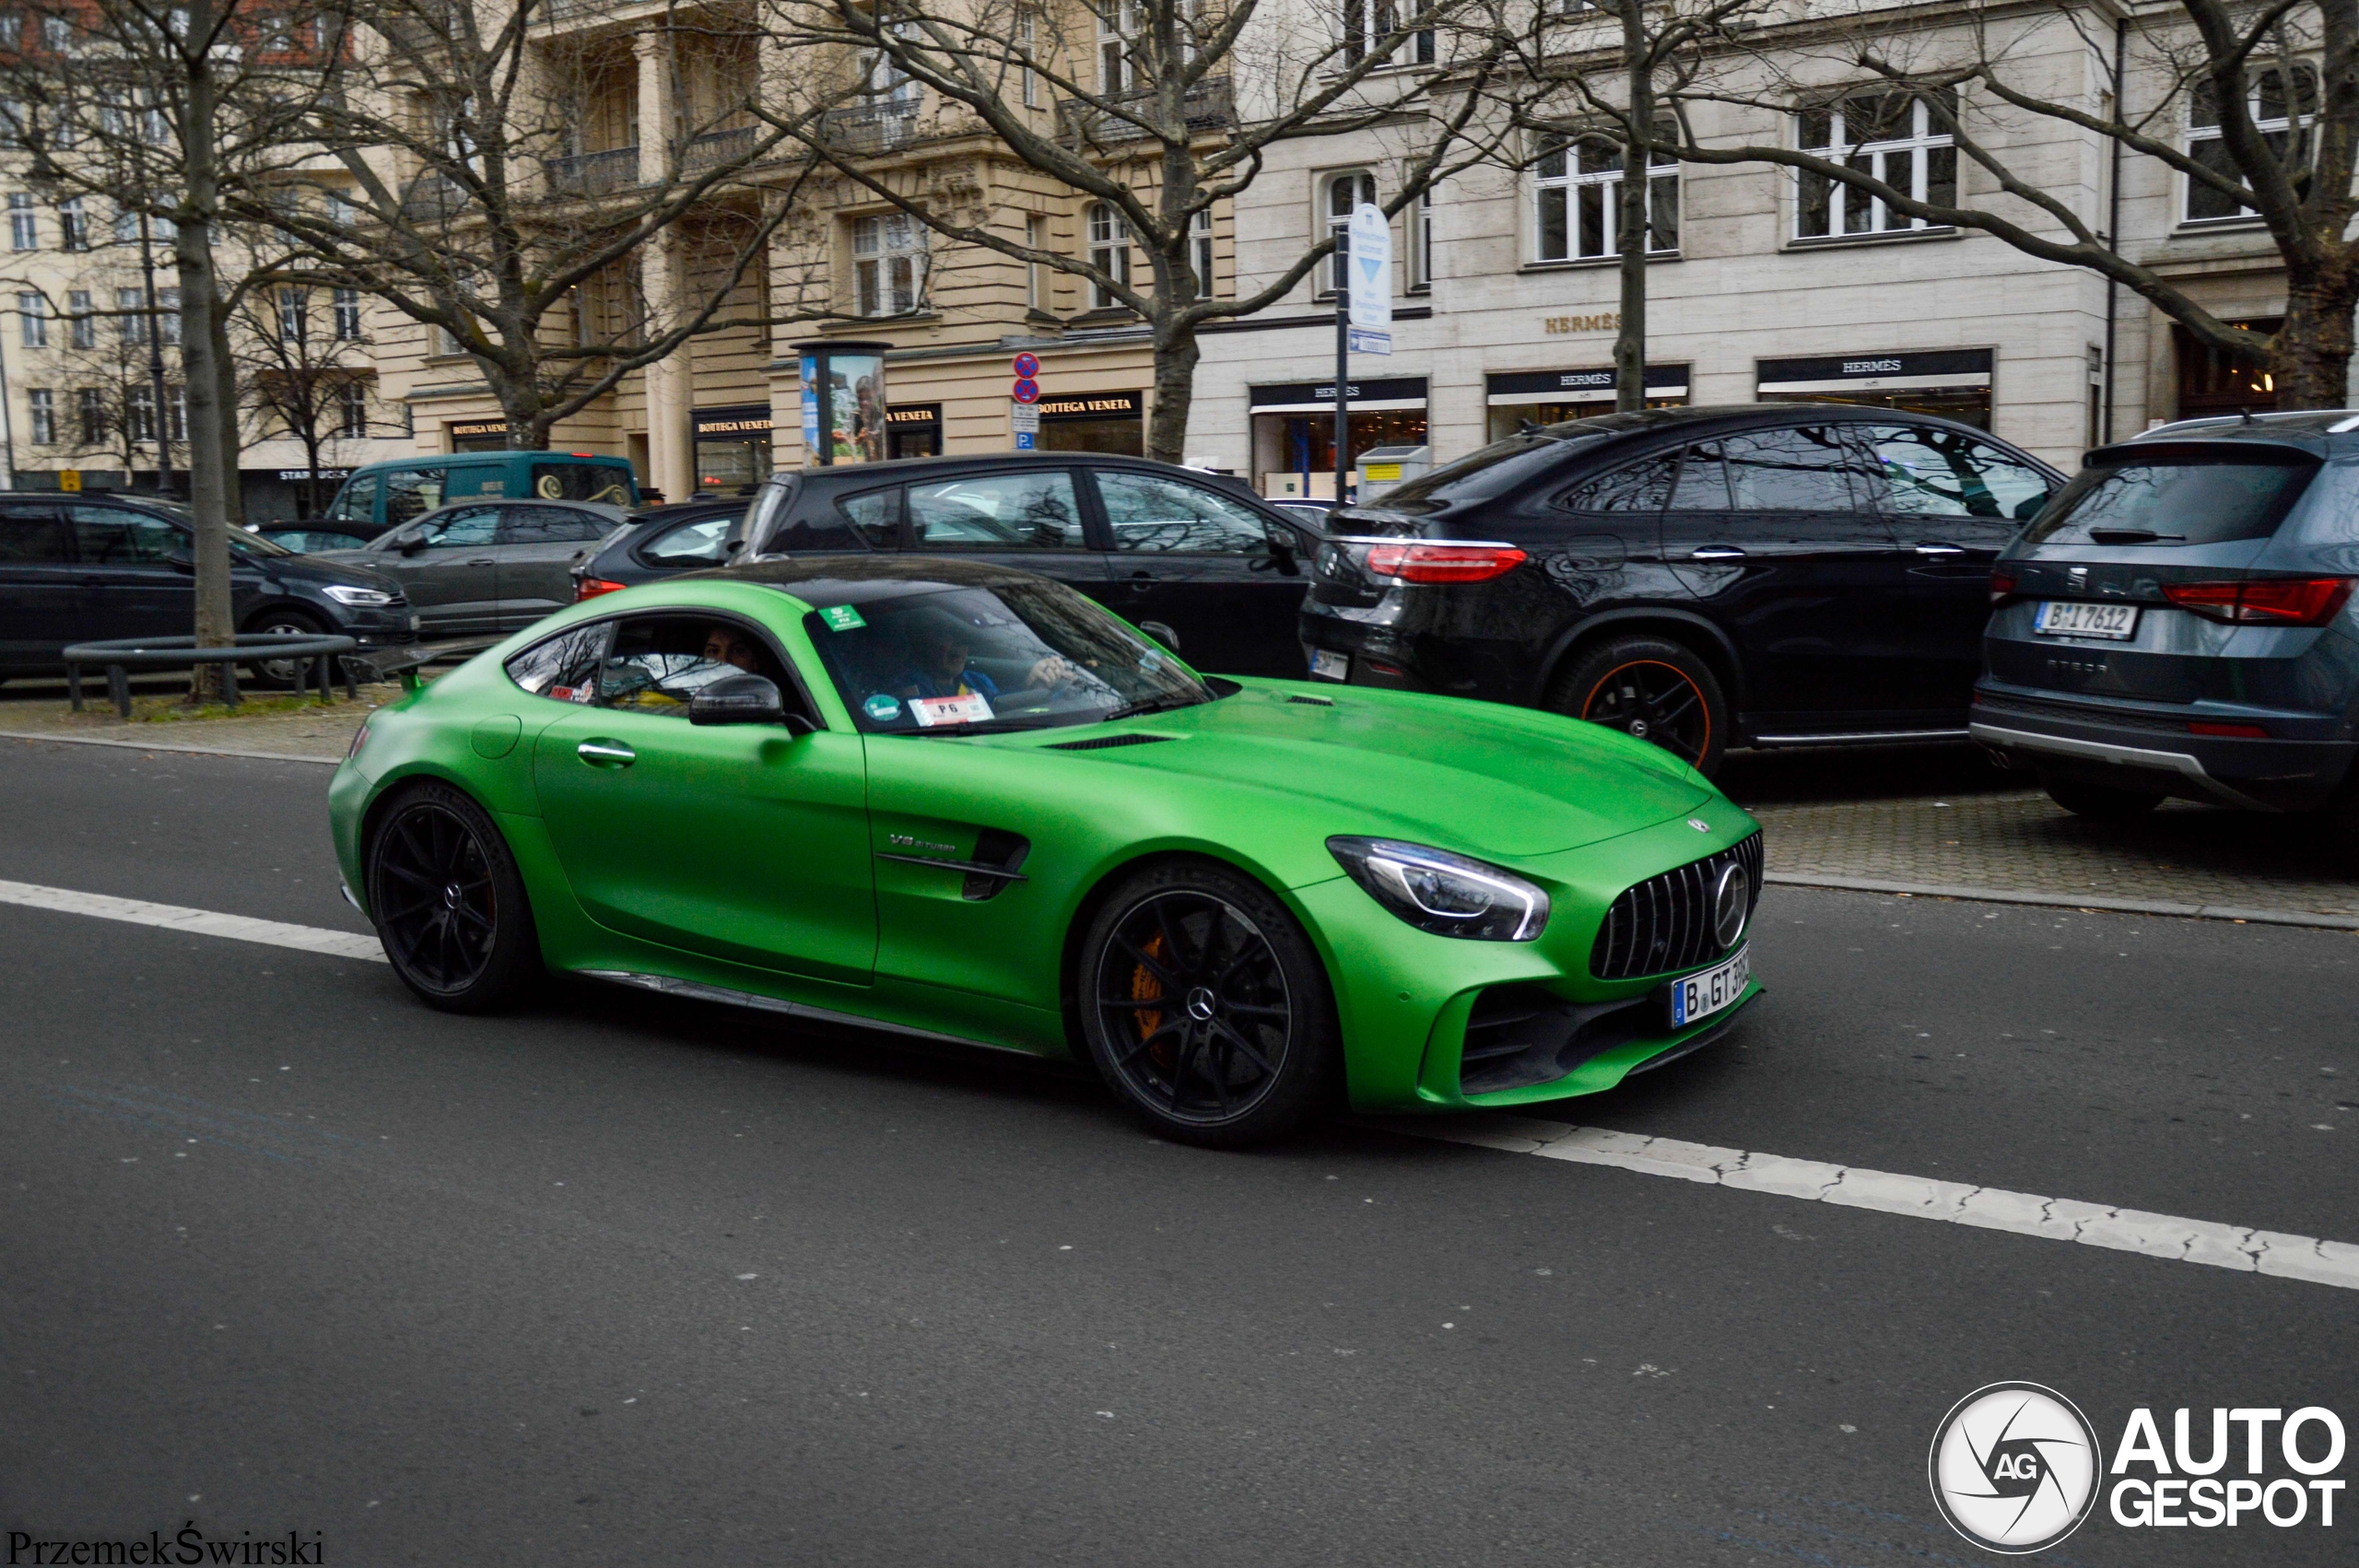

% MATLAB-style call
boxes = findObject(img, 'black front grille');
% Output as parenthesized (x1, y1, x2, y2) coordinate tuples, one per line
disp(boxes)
(1047, 732, 1176, 752)
(1590, 832, 1763, 980)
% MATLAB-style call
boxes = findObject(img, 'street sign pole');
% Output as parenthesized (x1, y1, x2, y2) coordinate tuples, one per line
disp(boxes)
(1338, 204, 1395, 509)
(1332, 292, 1348, 509)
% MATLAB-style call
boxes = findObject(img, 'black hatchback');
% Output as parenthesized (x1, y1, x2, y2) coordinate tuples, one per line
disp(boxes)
(1300, 405, 2062, 773)
(732, 452, 1318, 676)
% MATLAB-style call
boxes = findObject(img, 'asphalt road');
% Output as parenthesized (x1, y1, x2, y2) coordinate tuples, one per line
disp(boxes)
(2, 735, 2353, 1567)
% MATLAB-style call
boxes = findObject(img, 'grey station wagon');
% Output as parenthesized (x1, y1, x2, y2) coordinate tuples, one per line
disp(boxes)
(1974, 412, 2359, 829)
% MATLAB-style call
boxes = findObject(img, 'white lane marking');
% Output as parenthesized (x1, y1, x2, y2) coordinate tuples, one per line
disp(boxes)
(1404, 1116, 2359, 1292)
(0, 879, 385, 963)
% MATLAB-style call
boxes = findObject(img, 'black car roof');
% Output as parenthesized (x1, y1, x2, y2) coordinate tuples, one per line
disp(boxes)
(701, 554, 1050, 604)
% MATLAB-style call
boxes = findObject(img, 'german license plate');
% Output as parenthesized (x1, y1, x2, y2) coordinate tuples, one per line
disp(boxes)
(1669, 946, 1749, 1028)
(2034, 601, 2138, 639)
(1309, 649, 1349, 682)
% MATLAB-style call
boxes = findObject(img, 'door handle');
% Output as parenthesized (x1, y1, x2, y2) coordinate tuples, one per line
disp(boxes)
(1688, 546, 1746, 560)
(576, 739, 635, 767)
(1913, 544, 1966, 556)
(1125, 568, 1156, 591)
(465, 556, 497, 566)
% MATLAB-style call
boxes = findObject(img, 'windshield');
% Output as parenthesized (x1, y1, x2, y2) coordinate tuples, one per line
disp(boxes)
(804, 580, 1212, 734)
(2024, 451, 2318, 547)
(1373, 427, 1608, 512)
(229, 526, 294, 558)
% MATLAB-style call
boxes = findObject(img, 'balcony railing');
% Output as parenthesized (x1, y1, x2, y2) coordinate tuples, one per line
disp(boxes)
(820, 99, 922, 156)
(1059, 76, 1234, 145)
(398, 171, 472, 222)
(544, 145, 640, 197)
(682, 124, 758, 174)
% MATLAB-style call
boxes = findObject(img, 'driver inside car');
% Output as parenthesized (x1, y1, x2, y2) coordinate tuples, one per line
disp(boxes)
(893, 608, 1074, 702)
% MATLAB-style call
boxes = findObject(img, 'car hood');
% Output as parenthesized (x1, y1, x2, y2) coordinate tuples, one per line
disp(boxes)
(1004, 682, 1716, 859)
(261, 550, 403, 593)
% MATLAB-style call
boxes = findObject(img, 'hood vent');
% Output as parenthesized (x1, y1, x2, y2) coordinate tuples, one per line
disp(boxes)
(1048, 732, 1177, 752)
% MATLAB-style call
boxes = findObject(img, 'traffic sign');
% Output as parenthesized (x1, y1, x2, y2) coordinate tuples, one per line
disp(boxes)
(1015, 431, 1037, 450)
(1012, 378, 1040, 404)
(1012, 352, 1040, 379)
(1347, 327, 1391, 357)
(1011, 402, 1041, 433)
(58, 469, 80, 493)
(1347, 203, 1391, 331)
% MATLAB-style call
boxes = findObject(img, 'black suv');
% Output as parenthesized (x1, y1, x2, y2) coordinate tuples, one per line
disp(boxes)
(1301, 405, 2062, 773)
(732, 452, 1318, 676)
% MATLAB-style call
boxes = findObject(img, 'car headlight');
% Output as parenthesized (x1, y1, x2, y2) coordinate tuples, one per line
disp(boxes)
(322, 584, 395, 606)
(1326, 837, 1548, 942)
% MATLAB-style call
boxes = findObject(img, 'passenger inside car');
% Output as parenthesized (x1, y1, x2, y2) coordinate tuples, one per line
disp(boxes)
(596, 617, 791, 713)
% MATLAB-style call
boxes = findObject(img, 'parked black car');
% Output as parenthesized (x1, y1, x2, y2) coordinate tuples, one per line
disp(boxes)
(0, 493, 417, 687)
(312, 497, 627, 637)
(1300, 405, 2064, 773)
(1975, 411, 2359, 827)
(571, 498, 751, 603)
(731, 452, 1320, 676)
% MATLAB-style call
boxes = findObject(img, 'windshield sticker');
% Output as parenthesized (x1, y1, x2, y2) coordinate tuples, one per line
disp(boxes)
(819, 604, 866, 632)
(863, 693, 903, 722)
(910, 692, 992, 729)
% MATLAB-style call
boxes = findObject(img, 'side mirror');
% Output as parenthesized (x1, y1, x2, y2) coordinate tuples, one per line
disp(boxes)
(1138, 619, 1181, 654)
(398, 532, 428, 556)
(690, 672, 790, 727)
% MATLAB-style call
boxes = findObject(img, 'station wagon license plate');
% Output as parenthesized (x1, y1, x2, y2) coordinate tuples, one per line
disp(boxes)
(1309, 649, 1350, 682)
(2034, 601, 2139, 639)
(1669, 946, 1749, 1028)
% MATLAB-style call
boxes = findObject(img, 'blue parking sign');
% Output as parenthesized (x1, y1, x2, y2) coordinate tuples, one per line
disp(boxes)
(1015, 431, 1036, 449)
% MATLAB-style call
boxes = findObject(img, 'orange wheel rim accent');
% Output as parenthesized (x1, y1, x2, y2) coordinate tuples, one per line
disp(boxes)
(1131, 934, 1168, 1060)
(1580, 660, 1711, 765)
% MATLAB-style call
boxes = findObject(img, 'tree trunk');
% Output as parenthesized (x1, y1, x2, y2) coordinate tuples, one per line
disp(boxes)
(1614, 7, 1651, 415)
(1145, 317, 1200, 468)
(2271, 275, 2357, 410)
(176, 5, 234, 704)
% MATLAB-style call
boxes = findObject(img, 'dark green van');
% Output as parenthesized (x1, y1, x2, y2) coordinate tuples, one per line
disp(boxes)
(319, 452, 638, 536)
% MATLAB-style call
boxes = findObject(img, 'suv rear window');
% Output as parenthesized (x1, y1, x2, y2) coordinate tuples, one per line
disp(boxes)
(2022, 448, 2318, 547)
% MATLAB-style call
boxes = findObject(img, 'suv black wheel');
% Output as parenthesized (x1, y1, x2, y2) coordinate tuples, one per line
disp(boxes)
(1549, 636, 1728, 775)
(242, 608, 326, 690)
(1077, 860, 1339, 1147)
(2040, 774, 2165, 820)
(365, 782, 542, 1012)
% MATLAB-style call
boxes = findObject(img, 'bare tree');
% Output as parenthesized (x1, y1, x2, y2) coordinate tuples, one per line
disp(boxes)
(232, 277, 381, 515)
(263, 0, 855, 451)
(1650, 0, 2359, 410)
(770, 0, 1520, 462)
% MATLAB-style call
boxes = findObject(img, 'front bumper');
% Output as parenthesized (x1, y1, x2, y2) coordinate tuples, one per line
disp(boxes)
(1971, 683, 2357, 811)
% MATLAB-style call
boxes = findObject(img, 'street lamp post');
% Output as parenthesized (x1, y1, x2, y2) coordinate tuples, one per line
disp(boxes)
(136, 205, 173, 498)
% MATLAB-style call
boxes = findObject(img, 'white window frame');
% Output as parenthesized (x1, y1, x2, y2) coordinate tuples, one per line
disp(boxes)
(67, 290, 92, 349)
(851, 212, 926, 317)
(338, 380, 370, 439)
(128, 384, 157, 443)
(1407, 185, 1432, 289)
(1191, 206, 1215, 298)
(1098, 0, 1140, 93)
(1532, 133, 1678, 263)
(1322, 170, 1375, 296)
(27, 387, 53, 444)
(1015, 10, 1039, 108)
(2185, 66, 2316, 225)
(1793, 91, 1954, 240)
(1025, 214, 1048, 310)
(278, 287, 309, 344)
(1088, 202, 1132, 307)
(333, 287, 362, 340)
(77, 386, 105, 444)
(56, 196, 87, 252)
(118, 287, 148, 345)
(6, 193, 33, 251)
(1340, 1, 1433, 68)
(18, 291, 45, 348)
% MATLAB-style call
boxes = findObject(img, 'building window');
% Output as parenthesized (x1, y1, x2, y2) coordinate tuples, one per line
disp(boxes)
(1533, 133, 1678, 262)
(77, 386, 105, 444)
(1323, 170, 1375, 294)
(1025, 214, 1047, 310)
(2187, 67, 2316, 223)
(1099, 0, 1139, 93)
(26, 388, 53, 444)
(7, 193, 32, 250)
(1087, 203, 1130, 307)
(1341, 1, 1434, 67)
(57, 196, 87, 252)
(67, 290, 92, 348)
(1016, 10, 1039, 108)
(41, 16, 70, 52)
(278, 287, 308, 343)
(170, 386, 186, 442)
(18, 292, 45, 348)
(1796, 89, 1954, 240)
(1191, 207, 1215, 298)
(129, 386, 155, 442)
(851, 212, 925, 316)
(1407, 187, 1432, 289)
(334, 287, 362, 340)
(113, 203, 139, 244)
(338, 380, 370, 439)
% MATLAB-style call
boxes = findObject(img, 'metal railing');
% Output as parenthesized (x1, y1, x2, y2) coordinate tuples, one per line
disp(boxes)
(1059, 76, 1234, 144)
(820, 99, 922, 155)
(544, 145, 641, 196)
(682, 124, 758, 173)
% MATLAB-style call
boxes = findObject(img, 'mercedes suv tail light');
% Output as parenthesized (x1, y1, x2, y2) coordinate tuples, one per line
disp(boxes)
(2161, 577, 2354, 626)
(1361, 542, 1529, 584)
(1989, 568, 2018, 603)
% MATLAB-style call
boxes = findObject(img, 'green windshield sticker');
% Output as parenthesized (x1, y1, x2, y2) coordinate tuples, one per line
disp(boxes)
(819, 604, 866, 632)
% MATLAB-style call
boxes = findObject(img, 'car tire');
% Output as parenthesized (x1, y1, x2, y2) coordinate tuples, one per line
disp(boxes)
(2040, 773, 2165, 820)
(1077, 859, 1340, 1148)
(365, 781, 542, 1012)
(1548, 636, 1729, 776)
(242, 607, 327, 691)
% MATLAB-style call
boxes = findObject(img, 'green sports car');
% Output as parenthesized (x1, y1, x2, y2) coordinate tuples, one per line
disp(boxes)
(328, 557, 1763, 1144)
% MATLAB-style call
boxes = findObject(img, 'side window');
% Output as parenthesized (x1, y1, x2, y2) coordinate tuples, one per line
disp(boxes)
(532, 462, 633, 506)
(907, 471, 1085, 549)
(1560, 451, 1682, 512)
(1719, 425, 1867, 510)
(443, 467, 502, 500)
(418, 507, 500, 548)
(1666, 443, 1731, 509)
(502, 622, 610, 700)
(1097, 472, 1274, 554)
(0, 508, 67, 562)
(593, 615, 798, 719)
(325, 474, 380, 524)
(70, 506, 182, 564)
(830, 488, 902, 550)
(382, 467, 447, 527)
(640, 517, 735, 567)
(1868, 425, 2052, 521)
(499, 506, 612, 545)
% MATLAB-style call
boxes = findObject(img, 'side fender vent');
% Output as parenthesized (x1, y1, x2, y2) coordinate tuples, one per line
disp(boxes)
(1047, 732, 1177, 751)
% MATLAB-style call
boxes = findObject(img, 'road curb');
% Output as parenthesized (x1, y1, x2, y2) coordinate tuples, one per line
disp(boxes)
(1766, 871, 2359, 932)
(0, 730, 342, 766)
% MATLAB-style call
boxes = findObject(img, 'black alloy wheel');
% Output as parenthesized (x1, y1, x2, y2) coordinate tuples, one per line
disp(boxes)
(366, 783, 539, 1012)
(243, 609, 326, 690)
(1080, 861, 1337, 1146)
(1551, 636, 1729, 775)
